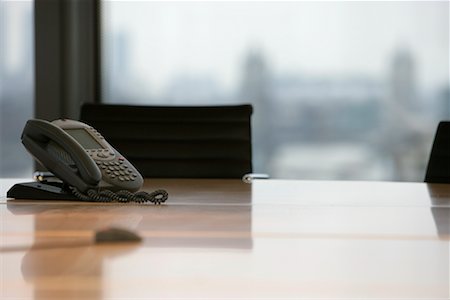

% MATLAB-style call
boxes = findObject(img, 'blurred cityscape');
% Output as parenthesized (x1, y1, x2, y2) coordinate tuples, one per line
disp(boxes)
(1, 1, 449, 181)
(105, 31, 449, 181)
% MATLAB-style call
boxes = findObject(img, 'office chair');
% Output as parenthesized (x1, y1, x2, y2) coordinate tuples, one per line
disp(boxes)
(424, 121, 450, 183)
(80, 103, 253, 178)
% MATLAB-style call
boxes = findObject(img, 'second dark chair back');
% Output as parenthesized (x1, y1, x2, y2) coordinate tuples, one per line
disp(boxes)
(424, 121, 450, 183)
(80, 104, 253, 178)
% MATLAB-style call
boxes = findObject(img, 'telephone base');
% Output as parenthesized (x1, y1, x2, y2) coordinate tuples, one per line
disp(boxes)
(7, 181, 78, 200)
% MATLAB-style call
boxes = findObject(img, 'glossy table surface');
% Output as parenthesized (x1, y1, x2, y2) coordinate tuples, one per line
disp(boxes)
(1, 178, 449, 299)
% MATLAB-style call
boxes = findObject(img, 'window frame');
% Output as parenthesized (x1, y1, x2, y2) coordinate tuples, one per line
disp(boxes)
(34, 0, 102, 121)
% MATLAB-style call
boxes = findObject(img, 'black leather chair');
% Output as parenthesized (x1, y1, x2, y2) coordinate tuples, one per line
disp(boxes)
(424, 121, 450, 183)
(80, 103, 253, 178)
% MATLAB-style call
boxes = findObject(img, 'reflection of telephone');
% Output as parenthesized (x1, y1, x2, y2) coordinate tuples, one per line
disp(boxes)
(8, 119, 167, 204)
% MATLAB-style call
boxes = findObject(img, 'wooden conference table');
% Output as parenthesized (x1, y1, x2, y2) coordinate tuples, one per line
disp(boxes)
(0, 178, 449, 299)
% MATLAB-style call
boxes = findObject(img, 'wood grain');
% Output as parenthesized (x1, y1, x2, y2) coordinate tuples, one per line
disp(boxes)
(1, 179, 449, 299)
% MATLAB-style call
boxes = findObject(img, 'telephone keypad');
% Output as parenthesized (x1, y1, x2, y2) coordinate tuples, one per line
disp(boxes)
(95, 151, 140, 184)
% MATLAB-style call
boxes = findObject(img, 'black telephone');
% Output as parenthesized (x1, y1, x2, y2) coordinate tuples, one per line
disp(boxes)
(8, 119, 167, 204)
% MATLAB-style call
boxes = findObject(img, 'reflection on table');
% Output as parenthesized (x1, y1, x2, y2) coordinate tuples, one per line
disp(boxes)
(1, 179, 449, 299)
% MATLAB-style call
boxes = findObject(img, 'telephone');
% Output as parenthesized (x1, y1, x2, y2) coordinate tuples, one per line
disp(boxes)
(8, 118, 167, 204)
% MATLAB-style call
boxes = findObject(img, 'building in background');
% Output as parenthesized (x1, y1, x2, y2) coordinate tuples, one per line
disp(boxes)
(240, 49, 274, 173)
(101, 1, 449, 182)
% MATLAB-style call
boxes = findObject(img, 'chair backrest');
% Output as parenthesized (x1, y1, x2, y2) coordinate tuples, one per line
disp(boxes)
(80, 103, 253, 178)
(424, 121, 450, 183)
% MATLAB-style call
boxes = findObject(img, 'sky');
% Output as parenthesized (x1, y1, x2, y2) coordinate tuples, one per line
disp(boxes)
(1, 0, 32, 74)
(103, 1, 449, 95)
(1, 1, 448, 93)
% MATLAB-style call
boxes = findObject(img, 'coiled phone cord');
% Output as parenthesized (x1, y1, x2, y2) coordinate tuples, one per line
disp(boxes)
(69, 186, 168, 204)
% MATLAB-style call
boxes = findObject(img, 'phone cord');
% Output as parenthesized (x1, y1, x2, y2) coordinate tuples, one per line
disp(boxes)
(69, 187, 168, 204)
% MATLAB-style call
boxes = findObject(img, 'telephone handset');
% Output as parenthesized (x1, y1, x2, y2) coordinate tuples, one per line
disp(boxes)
(20, 119, 167, 204)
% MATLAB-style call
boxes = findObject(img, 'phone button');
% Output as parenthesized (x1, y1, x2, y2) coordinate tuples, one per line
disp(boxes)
(97, 152, 108, 158)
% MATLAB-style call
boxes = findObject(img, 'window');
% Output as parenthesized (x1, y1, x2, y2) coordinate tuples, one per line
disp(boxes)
(0, 0, 34, 177)
(101, 1, 449, 181)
